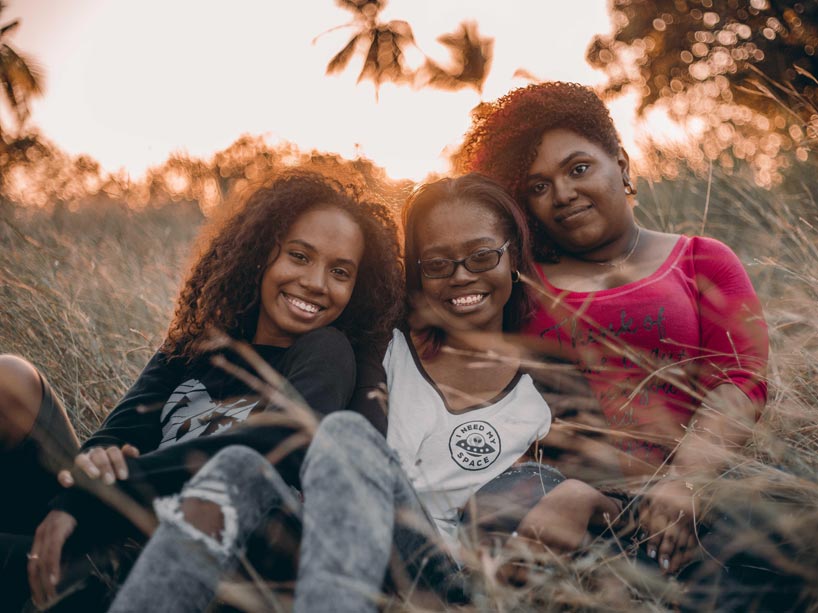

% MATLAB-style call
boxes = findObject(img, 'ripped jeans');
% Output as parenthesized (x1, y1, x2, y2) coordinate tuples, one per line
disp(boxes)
(107, 445, 298, 613)
(109, 412, 466, 613)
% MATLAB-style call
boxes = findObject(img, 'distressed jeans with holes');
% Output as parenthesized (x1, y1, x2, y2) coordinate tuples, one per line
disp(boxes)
(108, 445, 298, 613)
(294, 411, 468, 613)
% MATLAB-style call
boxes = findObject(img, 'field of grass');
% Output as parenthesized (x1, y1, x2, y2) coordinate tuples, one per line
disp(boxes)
(1, 162, 817, 611)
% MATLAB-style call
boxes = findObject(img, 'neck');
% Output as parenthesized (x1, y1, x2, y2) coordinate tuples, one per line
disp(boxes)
(576, 224, 641, 266)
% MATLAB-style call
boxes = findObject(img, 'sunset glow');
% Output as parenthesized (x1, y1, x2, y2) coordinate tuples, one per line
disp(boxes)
(9, 0, 687, 181)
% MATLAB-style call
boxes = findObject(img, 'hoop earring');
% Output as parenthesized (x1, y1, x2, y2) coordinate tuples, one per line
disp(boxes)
(511, 270, 520, 283)
(624, 177, 636, 195)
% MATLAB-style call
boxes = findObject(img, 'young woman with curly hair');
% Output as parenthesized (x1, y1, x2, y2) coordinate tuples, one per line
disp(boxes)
(0, 171, 403, 610)
(455, 82, 777, 602)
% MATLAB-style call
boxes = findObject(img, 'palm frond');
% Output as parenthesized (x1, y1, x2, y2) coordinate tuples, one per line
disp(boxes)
(326, 32, 363, 75)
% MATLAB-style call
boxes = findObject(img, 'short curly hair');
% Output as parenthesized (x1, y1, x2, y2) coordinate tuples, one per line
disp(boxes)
(164, 171, 404, 360)
(402, 173, 539, 354)
(453, 82, 622, 259)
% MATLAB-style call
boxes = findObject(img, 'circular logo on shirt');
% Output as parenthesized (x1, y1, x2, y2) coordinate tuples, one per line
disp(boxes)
(449, 420, 501, 471)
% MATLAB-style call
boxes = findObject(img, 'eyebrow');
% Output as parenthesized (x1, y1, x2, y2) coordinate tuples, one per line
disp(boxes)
(286, 239, 359, 269)
(526, 150, 593, 181)
(421, 237, 499, 255)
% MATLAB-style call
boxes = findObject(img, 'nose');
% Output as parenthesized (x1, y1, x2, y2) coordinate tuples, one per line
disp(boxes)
(299, 265, 328, 295)
(552, 178, 578, 207)
(449, 260, 478, 285)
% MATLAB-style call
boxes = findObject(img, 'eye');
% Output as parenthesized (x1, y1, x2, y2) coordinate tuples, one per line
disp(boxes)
(528, 181, 549, 196)
(570, 163, 590, 176)
(469, 248, 496, 265)
(423, 258, 450, 275)
(288, 251, 308, 263)
(330, 267, 353, 280)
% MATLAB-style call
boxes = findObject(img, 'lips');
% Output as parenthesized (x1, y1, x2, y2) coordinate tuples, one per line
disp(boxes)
(554, 204, 593, 224)
(282, 292, 324, 316)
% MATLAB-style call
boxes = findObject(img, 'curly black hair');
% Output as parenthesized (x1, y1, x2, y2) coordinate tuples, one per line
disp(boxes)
(402, 173, 539, 355)
(453, 82, 623, 261)
(164, 170, 404, 360)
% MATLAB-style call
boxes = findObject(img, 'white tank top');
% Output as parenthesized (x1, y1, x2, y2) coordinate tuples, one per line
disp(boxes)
(384, 329, 552, 539)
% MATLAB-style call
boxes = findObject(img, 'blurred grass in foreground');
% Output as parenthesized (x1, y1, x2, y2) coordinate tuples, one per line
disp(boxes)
(1, 160, 818, 610)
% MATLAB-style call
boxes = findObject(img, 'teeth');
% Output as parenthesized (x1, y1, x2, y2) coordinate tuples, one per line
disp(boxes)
(450, 294, 485, 307)
(285, 294, 321, 313)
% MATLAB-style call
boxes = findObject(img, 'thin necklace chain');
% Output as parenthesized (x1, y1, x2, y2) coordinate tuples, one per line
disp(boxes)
(593, 226, 641, 267)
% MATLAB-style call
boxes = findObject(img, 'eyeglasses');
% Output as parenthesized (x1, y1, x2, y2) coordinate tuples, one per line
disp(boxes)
(418, 240, 511, 279)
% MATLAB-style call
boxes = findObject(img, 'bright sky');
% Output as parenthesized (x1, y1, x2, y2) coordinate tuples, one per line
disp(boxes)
(7, 0, 678, 181)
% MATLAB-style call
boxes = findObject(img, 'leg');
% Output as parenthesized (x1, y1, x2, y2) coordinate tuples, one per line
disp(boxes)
(294, 412, 462, 613)
(0, 356, 81, 607)
(108, 445, 296, 613)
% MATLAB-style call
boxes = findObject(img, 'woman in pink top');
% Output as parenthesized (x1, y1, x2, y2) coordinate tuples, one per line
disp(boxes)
(455, 82, 768, 576)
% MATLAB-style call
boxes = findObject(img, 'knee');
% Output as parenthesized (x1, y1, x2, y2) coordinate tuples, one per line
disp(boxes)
(548, 479, 595, 503)
(312, 411, 378, 451)
(181, 497, 224, 540)
(305, 412, 386, 476)
(0, 355, 44, 444)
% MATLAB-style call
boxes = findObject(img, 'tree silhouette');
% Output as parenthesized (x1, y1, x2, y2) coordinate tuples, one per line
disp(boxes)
(321, 1, 493, 95)
(0, 2, 44, 142)
(587, 0, 818, 181)
(416, 21, 493, 93)
(322, 0, 415, 97)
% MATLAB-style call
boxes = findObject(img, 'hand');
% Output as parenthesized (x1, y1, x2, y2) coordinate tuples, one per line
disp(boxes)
(28, 510, 77, 609)
(58, 444, 140, 487)
(639, 476, 699, 574)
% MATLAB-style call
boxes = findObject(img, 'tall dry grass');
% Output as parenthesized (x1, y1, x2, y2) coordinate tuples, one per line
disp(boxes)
(1, 160, 817, 611)
(0, 198, 202, 438)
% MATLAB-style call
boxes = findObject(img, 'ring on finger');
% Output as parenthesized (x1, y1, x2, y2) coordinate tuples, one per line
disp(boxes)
(27, 552, 39, 561)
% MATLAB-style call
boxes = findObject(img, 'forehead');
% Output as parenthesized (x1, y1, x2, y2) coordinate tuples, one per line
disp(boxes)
(284, 206, 364, 261)
(529, 128, 610, 169)
(415, 199, 505, 251)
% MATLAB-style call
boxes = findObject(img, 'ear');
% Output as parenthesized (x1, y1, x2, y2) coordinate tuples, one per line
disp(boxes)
(617, 146, 631, 182)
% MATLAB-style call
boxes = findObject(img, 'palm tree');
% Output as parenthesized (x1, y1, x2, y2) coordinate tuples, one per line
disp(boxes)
(416, 22, 493, 94)
(321, 3, 494, 97)
(321, 0, 415, 98)
(0, 2, 45, 142)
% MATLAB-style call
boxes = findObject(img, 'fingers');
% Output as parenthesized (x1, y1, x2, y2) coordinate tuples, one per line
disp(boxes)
(668, 532, 697, 574)
(121, 443, 140, 458)
(28, 512, 75, 608)
(73, 445, 139, 484)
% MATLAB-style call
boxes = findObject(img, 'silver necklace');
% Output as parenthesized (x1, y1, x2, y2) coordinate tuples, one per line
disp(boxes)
(592, 226, 641, 267)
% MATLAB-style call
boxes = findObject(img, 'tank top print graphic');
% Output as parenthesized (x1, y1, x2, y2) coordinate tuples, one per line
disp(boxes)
(449, 420, 501, 470)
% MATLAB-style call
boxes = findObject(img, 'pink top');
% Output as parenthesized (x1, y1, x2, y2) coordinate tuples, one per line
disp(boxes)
(524, 236, 768, 465)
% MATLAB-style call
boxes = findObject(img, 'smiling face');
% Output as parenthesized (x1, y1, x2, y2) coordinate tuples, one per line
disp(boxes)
(415, 199, 513, 334)
(254, 206, 365, 347)
(525, 128, 632, 257)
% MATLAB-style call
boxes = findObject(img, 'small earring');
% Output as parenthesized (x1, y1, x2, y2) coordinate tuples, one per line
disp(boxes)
(624, 177, 636, 195)
(511, 270, 520, 283)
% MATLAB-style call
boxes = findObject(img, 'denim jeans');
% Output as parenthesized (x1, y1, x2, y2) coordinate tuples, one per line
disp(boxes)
(107, 445, 297, 613)
(294, 411, 467, 613)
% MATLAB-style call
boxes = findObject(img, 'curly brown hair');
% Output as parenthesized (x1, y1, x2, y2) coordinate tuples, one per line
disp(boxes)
(164, 171, 404, 360)
(453, 82, 622, 261)
(402, 173, 539, 355)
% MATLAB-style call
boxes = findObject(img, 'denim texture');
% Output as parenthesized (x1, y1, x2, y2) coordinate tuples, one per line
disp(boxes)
(108, 445, 296, 613)
(294, 411, 467, 613)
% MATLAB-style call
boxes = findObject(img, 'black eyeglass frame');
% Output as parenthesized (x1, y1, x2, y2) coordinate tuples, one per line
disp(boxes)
(417, 239, 511, 279)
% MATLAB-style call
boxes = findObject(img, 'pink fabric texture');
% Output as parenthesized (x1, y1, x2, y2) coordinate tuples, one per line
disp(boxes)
(524, 236, 768, 465)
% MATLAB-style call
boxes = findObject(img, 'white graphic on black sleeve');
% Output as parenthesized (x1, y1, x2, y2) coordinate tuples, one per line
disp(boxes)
(158, 379, 261, 448)
(449, 420, 501, 471)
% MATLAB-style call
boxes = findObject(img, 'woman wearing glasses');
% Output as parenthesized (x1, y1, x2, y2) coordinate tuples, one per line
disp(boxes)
(110, 173, 624, 613)
(286, 173, 623, 612)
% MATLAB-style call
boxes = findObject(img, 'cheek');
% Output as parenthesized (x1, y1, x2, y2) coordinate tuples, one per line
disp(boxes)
(331, 281, 357, 312)
(526, 198, 551, 226)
